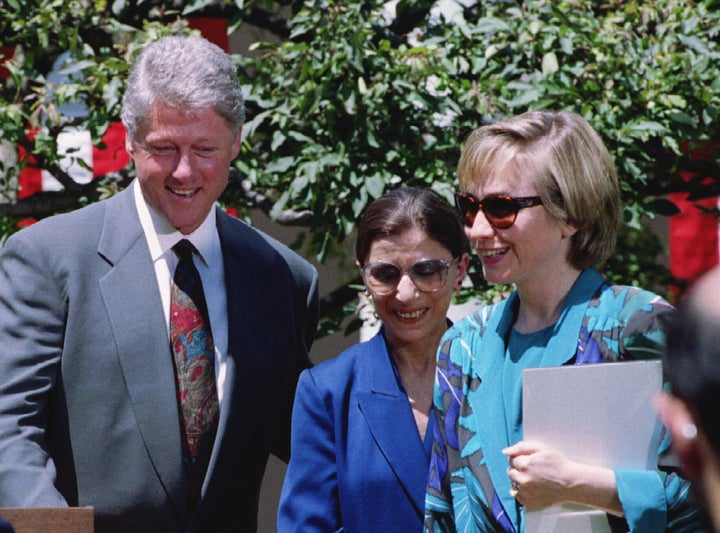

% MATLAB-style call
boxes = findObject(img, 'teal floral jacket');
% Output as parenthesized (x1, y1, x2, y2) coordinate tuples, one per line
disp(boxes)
(425, 268, 708, 533)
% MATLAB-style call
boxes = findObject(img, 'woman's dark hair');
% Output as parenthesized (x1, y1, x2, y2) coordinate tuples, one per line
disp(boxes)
(355, 187, 468, 266)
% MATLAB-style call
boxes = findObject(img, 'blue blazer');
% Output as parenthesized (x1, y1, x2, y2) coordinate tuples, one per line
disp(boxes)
(0, 184, 319, 532)
(278, 330, 430, 533)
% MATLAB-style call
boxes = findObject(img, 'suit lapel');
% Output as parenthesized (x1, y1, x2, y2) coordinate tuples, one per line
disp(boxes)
(97, 187, 185, 515)
(543, 268, 606, 368)
(467, 296, 520, 517)
(356, 334, 427, 519)
(202, 212, 276, 483)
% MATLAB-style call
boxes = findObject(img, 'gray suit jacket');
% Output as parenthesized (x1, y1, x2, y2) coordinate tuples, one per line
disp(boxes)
(0, 185, 319, 532)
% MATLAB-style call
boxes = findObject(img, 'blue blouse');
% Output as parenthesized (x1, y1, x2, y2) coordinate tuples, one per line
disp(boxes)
(424, 268, 708, 533)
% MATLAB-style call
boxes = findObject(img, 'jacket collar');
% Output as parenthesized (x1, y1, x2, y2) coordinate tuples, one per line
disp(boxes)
(473, 268, 606, 524)
(355, 330, 430, 521)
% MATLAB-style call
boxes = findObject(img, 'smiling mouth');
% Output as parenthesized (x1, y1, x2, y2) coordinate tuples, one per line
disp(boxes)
(169, 187, 199, 197)
(478, 248, 507, 258)
(397, 309, 426, 319)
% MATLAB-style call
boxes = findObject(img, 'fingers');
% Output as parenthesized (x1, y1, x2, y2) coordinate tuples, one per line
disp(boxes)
(509, 479, 528, 508)
(506, 451, 532, 474)
(507, 459, 525, 501)
(502, 439, 542, 457)
(506, 443, 531, 502)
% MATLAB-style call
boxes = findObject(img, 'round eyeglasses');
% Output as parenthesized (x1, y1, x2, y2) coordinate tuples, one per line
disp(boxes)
(454, 192, 543, 229)
(361, 258, 457, 295)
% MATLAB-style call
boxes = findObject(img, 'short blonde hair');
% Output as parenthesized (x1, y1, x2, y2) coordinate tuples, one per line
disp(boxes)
(457, 110, 620, 269)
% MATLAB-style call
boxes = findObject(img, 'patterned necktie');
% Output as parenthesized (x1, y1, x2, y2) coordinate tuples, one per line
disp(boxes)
(170, 239, 219, 510)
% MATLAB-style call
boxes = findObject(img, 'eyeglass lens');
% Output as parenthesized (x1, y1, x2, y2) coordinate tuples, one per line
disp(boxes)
(454, 193, 542, 229)
(363, 259, 452, 294)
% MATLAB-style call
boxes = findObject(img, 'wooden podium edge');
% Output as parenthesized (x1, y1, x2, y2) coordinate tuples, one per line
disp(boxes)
(0, 507, 93, 533)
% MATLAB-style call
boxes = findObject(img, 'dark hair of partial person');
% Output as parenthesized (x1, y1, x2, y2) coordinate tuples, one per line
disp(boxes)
(121, 34, 245, 141)
(663, 290, 720, 452)
(355, 187, 468, 266)
(457, 110, 621, 270)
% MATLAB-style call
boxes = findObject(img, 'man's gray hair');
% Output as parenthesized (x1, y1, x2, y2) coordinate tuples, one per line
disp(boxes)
(121, 35, 245, 140)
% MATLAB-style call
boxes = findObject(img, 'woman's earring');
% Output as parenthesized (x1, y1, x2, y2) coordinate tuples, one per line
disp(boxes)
(681, 423, 698, 441)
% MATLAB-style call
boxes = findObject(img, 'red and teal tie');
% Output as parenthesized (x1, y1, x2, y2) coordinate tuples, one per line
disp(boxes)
(170, 239, 219, 510)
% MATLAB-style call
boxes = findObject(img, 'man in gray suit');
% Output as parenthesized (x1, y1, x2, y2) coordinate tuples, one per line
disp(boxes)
(0, 35, 319, 532)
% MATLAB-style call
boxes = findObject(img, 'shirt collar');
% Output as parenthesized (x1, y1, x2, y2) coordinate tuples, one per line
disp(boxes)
(133, 179, 218, 266)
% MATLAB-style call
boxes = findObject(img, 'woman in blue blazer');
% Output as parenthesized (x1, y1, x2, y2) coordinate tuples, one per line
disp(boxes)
(278, 188, 469, 532)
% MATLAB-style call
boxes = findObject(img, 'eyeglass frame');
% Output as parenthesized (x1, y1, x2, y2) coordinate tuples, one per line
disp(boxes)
(360, 257, 459, 295)
(454, 192, 543, 230)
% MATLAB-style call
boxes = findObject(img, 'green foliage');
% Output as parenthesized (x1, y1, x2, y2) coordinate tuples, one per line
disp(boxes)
(241, 0, 719, 246)
(238, 0, 719, 307)
(605, 222, 673, 296)
(237, 2, 463, 262)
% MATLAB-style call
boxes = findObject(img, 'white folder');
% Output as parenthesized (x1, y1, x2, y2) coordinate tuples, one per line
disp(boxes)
(522, 360, 663, 533)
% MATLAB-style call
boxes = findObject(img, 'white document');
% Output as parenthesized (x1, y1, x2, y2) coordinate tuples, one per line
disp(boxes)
(522, 360, 663, 533)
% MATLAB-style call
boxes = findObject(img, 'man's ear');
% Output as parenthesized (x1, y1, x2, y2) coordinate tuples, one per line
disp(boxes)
(125, 135, 134, 157)
(232, 127, 242, 159)
(655, 393, 703, 478)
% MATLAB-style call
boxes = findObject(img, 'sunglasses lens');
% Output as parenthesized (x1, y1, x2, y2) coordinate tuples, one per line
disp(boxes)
(455, 194, 479, 227)
(363, 263, 401, 294)
(409, 259, 450, 292)
(481, 197, 518, 229)
(362, 259, 452, 294)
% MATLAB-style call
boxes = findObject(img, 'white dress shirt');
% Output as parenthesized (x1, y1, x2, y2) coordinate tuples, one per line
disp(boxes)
(133, 180, 228, 405)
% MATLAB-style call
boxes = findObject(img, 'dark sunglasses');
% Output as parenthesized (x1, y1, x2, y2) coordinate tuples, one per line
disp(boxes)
(361, 258, 457, 295)
(454, 192, 543, 229)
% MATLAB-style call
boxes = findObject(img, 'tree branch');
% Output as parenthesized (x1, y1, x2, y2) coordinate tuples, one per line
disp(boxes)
(1, 168, 315, 225)
(191, 3, 291, 38)
(318, 275, 362, 316)
(228, 169, 313, 225)
(387, 0, 433, 36)
(243, 6, 291, 38)
(0, 171, 132, 219)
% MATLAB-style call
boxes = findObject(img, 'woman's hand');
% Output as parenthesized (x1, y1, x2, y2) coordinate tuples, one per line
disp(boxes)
(503, 440, 576, 510)
(503, 440, 623, 516)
